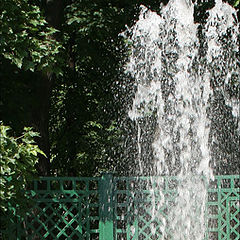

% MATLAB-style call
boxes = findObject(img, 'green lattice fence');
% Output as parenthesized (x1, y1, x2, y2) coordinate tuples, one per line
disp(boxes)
(114, 175, 240, 240)
(206, 176, 240, 240)
(1, 174, 239, 240)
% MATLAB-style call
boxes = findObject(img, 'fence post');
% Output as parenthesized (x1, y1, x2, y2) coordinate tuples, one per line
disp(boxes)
(99, 173, 114, 240)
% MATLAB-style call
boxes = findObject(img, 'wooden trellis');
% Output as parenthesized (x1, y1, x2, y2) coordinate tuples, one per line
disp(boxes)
(1, 174, 239, 240)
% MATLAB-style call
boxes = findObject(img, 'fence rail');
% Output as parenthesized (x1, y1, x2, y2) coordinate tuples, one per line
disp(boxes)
(1, 174, 240, 239)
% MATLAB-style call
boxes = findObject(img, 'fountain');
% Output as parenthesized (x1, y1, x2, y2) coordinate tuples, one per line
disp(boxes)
(121, 0, 239, 239)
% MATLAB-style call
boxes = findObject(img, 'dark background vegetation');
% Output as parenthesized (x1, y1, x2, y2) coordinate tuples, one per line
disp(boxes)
(0, 2, 239, 234)
(1, 0, 239, 179)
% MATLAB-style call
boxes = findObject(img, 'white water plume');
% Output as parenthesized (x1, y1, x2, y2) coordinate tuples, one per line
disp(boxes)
(125, 0, 239, 238)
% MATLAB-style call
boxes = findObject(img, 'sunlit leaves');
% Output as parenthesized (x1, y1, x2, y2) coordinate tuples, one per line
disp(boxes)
(234, 0, 240, 6)
(0, 123, 45, 211)
(0, 0, 63, 74)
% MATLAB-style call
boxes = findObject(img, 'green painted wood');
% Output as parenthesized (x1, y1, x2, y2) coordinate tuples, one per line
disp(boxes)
(99, 173, 114, 240)
(1, 175, 239, 239)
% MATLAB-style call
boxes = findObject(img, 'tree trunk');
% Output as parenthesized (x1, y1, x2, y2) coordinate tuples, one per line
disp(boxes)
(34, 0, 64, 175)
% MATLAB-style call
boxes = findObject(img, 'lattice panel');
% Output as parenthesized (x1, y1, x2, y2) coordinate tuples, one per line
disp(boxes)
(114, 177, 179, 240)
(206, 176, 240, 240)
(18, 178, 100, 240)
(115, 176, 240, 240)
(230, 199, 240, 239)
(5, 175, 238, 240)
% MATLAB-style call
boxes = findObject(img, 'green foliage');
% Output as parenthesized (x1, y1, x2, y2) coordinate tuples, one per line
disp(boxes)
(234, 0, 240, 6)
(0, 123, 45, 211)
(47, 1, 139, 176)
(0, 0, 63, 74)
(0, 0, 239, 178)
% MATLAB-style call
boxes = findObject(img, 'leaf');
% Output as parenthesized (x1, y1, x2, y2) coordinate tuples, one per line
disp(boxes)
(36, 149, 47, 158)
(29, 19, 39, 26)
(13, 57, 24, 69)
(0, 124, 10, 136)
(23, 60, 35, 71)
(234, 0, 240, 6)
(0, 123, 42, 212)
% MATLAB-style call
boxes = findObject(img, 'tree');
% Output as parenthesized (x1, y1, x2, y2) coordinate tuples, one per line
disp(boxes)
(0, 0, 63, 176)
(0, 0, 239, 178)
(0, 0, 62, 72)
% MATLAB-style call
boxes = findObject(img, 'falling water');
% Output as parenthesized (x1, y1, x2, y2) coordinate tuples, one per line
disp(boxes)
(124, 0, 239, 239)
